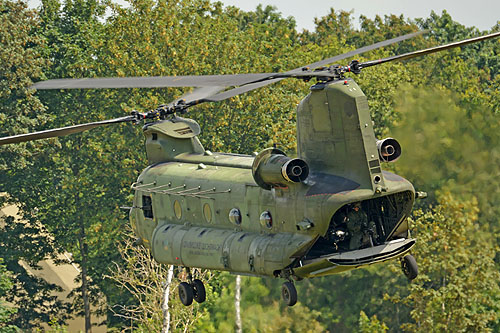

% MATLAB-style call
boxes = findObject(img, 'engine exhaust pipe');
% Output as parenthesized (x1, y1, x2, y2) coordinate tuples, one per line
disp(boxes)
(282, 158, 309, 183)
(252, 148, 309, 190)
(376, 138, 401, 162)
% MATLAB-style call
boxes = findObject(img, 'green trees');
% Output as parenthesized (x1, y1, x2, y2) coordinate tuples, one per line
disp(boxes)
(391, 86, 500, 220)
(107, 231, 210, 332)
(0, 258, 18, 333)
(386, 195, 500, 331)
(1, 0, 140, 330)
(0, 1, 499, 331)
(30, 0, 146, 330)
(0, 0, 48, 166)
(193, 272, 325, 332)
(0, 0, 72, 328)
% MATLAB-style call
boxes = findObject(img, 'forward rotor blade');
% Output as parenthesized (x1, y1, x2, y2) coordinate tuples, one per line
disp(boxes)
(0, 116, 135, 146)
(31, 73, 276, 90)
(359, 31, 500, 69)
(202, 79, 283, 102)
(171, 86, 225, 107)
(205, 30, 426, 101)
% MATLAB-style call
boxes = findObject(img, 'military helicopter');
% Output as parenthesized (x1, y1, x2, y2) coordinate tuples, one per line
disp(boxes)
(1, 30, 499, 307)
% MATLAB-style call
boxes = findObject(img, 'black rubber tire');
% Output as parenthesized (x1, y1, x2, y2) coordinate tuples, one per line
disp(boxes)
(178, 282, 194, 306)
(281, 281, 298, 307)
(192, 279, 206, 303)
(401, 254, 418, 280)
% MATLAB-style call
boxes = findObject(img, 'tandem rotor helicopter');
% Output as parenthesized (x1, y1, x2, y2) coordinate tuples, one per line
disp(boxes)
(1, 30, 499, 307)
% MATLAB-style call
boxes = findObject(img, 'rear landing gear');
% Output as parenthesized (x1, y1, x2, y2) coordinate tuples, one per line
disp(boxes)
(276, 269, 299, 306)
(178, 282, 194, 306)
(178, 268, 206, 306)
(192, 279, 206, 303)
(281, 281, 297, 306)
(401, 254, 418, 280)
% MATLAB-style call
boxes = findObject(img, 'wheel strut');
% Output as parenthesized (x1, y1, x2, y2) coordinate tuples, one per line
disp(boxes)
(187, 269, 193, 284)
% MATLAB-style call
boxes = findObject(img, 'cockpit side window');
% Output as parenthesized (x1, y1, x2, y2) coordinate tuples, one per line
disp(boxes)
(142, 195, 154, 219)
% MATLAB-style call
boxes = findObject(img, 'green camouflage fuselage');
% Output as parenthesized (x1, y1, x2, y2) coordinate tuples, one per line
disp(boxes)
(130, 78, 415, 278)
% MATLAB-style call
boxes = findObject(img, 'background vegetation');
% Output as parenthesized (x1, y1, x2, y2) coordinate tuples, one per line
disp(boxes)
(0, 0, 499, 331)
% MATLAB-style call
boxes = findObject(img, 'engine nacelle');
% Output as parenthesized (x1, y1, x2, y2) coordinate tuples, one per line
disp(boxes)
(376, 137, 402, 162)
(252, 148, 309, 190)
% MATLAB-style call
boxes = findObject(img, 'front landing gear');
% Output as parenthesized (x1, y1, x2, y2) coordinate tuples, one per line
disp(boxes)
(401, 254, 418, 280)
(178, 269, 206, 306)
(281, 281, 297, 306)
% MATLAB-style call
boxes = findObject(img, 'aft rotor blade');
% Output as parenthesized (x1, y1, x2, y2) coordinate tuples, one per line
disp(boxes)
(359, 31, 500, 69)
(31, 73, 276, 90)
(290, 30, 427, 74)
(205, 30, 426, 101)
(31, 30, 425, 93)
(0, 116, 135, 145)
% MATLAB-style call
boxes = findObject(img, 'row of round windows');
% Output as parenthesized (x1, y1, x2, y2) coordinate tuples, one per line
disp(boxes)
(230, 208, 274, 228)
(229, 208, 273, 228)
(171, 200, 273, 228)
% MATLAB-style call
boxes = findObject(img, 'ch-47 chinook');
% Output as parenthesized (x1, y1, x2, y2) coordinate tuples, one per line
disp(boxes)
(1, 30, 499, 307)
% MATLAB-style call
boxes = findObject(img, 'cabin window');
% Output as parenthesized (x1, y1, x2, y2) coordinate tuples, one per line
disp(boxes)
(142, 195, 154, 219)
(203, 203, 212, 223)
(229, 208, 242, 225)
(260, 211, 273, 228)
(173, 200, 182, 220)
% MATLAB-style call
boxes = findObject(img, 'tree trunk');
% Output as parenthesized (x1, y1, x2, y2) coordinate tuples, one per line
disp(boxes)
(73, 138, 92, 333)
(78, 224, 92, 333)
(161, 265, 175, 333)
(235, 275, 242, 333)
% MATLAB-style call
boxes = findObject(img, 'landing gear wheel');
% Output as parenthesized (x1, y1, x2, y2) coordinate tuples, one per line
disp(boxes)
(281, 281, 297, 307)
(178, 282, 194, 306)
(401, 254, 418, 280)
(192, 279, 206, 303)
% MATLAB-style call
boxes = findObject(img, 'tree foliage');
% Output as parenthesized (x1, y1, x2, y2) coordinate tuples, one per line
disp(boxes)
(0, 1, 499, 331)
(0, 0, 72, 328)
(391, 85, 500, 225)
(194, 272, 325, 332)
(385, 194, 500, 332)
(106, 231, 210, 332)
(358, 311, 388, 333)
(0, 258, 18, 333)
